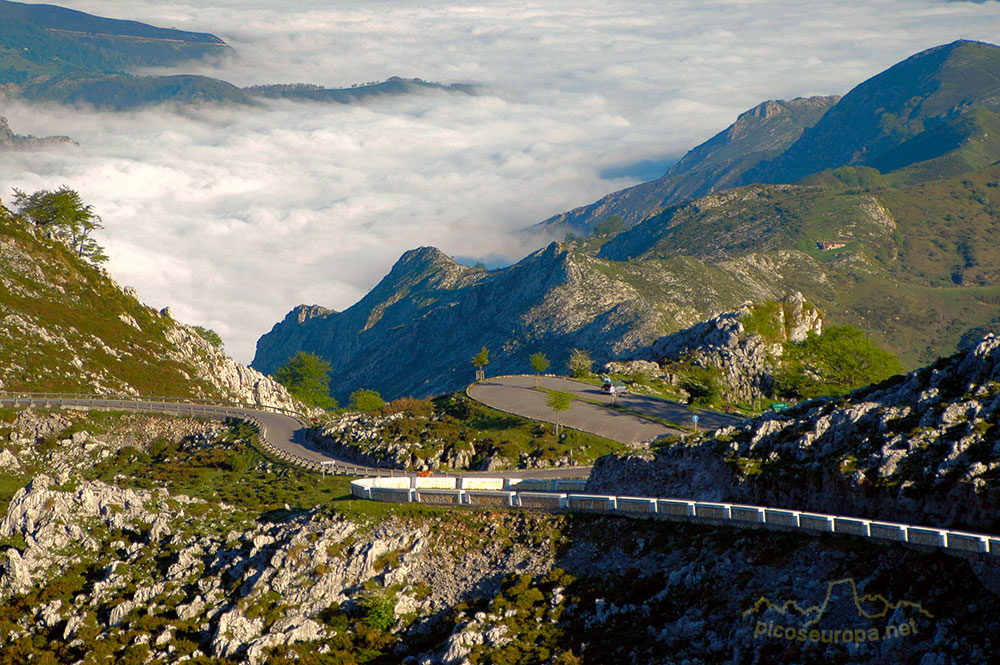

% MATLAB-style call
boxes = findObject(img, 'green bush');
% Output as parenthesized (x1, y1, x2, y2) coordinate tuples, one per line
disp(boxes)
(593, 215, 624, 237)
(774, 325, 904, 399)
(679, 364, 723, 407)
(191, 325, 224, 349)
(361, 590, 396, 632)
(567, 348, 592, 378)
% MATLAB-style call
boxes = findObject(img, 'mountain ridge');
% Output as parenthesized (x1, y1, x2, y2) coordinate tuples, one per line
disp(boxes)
(0, 1, 474, 110)
(532, 95, 840, 237)
(741, 40, 1000, 185)
(535, 40, 1000, 240)
(256, 41, 1000, 400)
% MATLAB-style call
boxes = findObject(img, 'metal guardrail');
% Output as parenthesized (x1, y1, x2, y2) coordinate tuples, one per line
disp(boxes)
(0, 394, 401, 478)
(0, 391, 308, 419)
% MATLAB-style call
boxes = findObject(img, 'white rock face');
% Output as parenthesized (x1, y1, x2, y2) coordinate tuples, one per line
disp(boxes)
(164, 324, 307, 412)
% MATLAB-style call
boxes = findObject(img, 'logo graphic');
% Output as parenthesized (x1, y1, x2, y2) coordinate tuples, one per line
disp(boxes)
(743, 578, 933, 645)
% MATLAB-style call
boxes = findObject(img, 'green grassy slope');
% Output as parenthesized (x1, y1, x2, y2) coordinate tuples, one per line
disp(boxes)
(0, 204, 222, 397)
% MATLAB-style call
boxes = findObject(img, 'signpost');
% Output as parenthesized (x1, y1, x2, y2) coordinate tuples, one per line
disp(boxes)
(692, 414, 699, 432)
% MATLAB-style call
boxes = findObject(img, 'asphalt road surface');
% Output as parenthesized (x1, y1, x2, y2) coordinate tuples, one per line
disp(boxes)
(1, 381, 744, 479)
(467, 375, 746, 443)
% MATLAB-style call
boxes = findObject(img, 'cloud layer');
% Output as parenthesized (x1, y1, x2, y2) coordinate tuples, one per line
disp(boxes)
(2, 0, 999, 363)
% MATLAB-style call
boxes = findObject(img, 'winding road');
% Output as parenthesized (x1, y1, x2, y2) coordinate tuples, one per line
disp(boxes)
(0, 379, 745, 479)
(6, 393, 993, 557)
(0, 391, 599, 479)
(0, 393, 338, 465)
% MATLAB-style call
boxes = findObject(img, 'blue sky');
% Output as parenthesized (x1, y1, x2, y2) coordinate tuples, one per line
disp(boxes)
(3, 0, 999, 362)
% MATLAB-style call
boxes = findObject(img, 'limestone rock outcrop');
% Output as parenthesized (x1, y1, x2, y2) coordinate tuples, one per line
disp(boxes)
(613, 293, 823, 403)
(589, 334, 1000, 533)
(165, 324, 304, 412)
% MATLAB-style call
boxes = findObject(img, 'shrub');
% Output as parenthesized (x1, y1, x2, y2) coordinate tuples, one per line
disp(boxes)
(380, 397, 433, 418)
(191, 325, 224, 349)
(273, 352, 338, 410)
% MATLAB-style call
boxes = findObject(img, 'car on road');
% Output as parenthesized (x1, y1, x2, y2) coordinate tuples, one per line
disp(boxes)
(601, 377, 629, 396)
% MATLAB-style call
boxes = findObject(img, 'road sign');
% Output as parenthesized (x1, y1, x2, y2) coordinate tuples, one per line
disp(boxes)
(771, 402, 789, 412)
(692, 415, 699, 422)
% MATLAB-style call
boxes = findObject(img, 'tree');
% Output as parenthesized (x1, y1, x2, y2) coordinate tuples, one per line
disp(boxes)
(12, 186, 107, 263)
(349, 388, 385, 412)
(529, 352, 550, 387)
(472, 346, 490, 382)
(546, 390, 572, 438)
(273, 351, 338, 410)
(567, 348, 592, 378)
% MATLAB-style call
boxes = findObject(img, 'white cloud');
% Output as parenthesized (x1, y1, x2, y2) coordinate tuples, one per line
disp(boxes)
(2, 0, 999, 364)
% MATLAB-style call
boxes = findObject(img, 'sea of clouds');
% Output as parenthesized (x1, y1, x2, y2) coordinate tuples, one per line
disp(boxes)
(1, 0, 998, 362)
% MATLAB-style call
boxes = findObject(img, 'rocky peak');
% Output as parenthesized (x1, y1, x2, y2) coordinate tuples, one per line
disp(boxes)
(285, 304, 334, 325)
(394, 245, 457, 273)
(648, 292, 821, 359)
(375, 245, 478, 296)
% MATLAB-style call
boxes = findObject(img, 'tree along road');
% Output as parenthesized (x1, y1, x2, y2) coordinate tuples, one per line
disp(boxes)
(467, 375, 746, 444)
(0, 394, 589, 479)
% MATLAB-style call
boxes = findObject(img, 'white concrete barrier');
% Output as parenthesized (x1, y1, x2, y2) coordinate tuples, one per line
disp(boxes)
(657, 499, 695, 518)
(834, 517, 870, 537)
(466, 491, 517, 507)
(799, 513, 834, 532)
(616, 497, 657, 514)
(348, 477, 1000, 559)
(414, 489, 463, 505)
(566, 494, 616, 512)
(517, 492, 567, 510)
(731, 505, 765, 524)
(415, 477, 457, 490)
(459, 477, 505, 491)
(946, 531, 989, 554)
(695, 502, 730, 520)
(907, 527, 946, 548)
(764, 508, 799, 528)
(869, 521, 906, 542)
